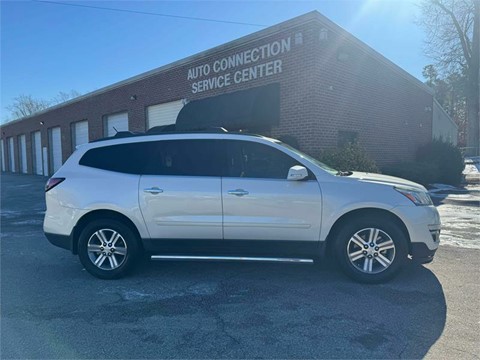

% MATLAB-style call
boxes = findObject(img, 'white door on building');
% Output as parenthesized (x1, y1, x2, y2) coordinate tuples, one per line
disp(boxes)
(105, 112, 128, 137)
(18, 134, 27, 173)
(147, 100, 184, 129)
(1, 139, 6, 172)
(8, 137, 15, 172)
(49, 127, 62, 174)
(72, 120, 89, 149)
(32, 131, 43, 175)
(42, 147, 48, 176)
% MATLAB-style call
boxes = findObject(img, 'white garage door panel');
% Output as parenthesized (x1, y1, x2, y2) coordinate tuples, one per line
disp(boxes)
(73, 121, 89, 148)
(32, 131, 43, 175)
(43, 147, 48, 177)
(49, 127, 62, 174)
(1, 139, 5, 172)
(19, 135, 27, 173)
(106, 112, 128, 137)
(8, 137, 15, 172)
(147, 100, 184, 129)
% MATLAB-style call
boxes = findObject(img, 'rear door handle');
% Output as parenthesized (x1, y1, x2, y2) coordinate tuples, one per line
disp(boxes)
(227, 189, 249, 196)
(144, 187, 163, 195)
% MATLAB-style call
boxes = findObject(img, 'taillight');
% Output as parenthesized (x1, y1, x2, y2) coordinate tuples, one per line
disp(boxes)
(45, 177, 65, 192)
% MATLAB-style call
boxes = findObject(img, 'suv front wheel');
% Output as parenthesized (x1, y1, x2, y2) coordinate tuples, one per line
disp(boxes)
(78, 219, 140, 279)
(335, 216, 408, 283)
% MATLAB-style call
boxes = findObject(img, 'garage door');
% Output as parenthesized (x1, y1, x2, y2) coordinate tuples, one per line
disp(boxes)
(72, 120, 89, 149)
(49, 127, 62, 174)
(18, 134, 27, 173)
(32, 131, 43, 175)
(105, 112, 128, 137)
(147, 100, 184, 129)
(42, 147, 48, 176)
(8, 137, 15, 172)
(1, 139, 5, 172)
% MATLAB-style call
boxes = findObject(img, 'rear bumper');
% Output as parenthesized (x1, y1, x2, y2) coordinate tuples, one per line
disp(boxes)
(44, 232, 74, 253)
(410, 242, 437, 264)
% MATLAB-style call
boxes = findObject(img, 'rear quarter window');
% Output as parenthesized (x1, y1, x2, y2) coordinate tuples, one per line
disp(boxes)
(79, 142, 151, 174)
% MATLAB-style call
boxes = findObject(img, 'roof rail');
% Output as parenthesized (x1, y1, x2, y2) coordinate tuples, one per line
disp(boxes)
(146, 125, 228, 134)
(90, 131, 139, 143)
(90, 126, 230, 143)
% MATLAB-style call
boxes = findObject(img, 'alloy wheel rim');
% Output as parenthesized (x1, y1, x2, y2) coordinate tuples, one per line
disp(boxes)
(87, 229, 127, 270)
(346, 227, 396, 274)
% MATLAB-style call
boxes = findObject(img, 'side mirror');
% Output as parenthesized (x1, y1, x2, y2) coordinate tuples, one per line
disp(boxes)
(287, 165, 308, 181)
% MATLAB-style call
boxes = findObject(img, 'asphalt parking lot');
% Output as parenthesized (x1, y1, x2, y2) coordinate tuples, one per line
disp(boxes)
(1, 173, 479, 359)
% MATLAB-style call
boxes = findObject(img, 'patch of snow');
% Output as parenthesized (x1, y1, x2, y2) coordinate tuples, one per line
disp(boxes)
(464, 156, 480, 175)
(437, 203, 480, 249)
(0, 210, 25, 219)
(11, 219, 43, 226)
(430, 183, 461, 190)
(464, 164, 480, 175)
(429, 183, 463, 193)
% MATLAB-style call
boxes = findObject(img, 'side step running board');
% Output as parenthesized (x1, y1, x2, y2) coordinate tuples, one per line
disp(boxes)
(150, 255, 314, 264)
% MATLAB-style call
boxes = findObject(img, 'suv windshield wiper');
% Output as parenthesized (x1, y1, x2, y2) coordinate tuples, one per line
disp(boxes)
(336, 170, 353, 176)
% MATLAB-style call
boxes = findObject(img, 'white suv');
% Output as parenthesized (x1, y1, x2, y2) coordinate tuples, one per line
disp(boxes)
(43, 131, 440, 283)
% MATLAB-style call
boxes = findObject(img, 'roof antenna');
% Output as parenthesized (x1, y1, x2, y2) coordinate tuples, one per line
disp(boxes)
(112, 126, 118, 134)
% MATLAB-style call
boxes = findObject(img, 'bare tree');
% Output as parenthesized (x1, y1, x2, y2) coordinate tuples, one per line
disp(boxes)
(5, 94, 51, 120)
(419, 0, 479, 155)
(4, 90, 82, 122)
(423, 64, 469, 145)
(52, 90, 82, 105)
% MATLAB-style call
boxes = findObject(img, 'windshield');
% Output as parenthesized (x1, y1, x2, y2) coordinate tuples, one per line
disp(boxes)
(274, 141, 338, 175)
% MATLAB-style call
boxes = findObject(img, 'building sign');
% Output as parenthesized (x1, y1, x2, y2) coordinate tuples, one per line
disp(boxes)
(188, 37, 291, 94)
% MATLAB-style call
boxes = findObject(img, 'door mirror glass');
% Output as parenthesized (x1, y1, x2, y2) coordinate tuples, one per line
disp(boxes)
(287, 165, 308, 181)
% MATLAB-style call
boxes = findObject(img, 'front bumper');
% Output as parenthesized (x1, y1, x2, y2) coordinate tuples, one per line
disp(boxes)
(391, 204, 440, 262)
(410, 242, 437, 263)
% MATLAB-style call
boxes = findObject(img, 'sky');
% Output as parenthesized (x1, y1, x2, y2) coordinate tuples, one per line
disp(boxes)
(0, 0, 429, 123)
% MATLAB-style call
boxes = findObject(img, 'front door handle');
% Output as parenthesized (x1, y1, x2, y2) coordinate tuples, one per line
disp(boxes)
(227, 189, 249, 196)
(144, 187, 163, 195)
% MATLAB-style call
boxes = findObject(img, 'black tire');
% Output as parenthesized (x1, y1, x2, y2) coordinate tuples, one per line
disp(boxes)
(334, 216, 408, 283)
(78, 219, 140, 279)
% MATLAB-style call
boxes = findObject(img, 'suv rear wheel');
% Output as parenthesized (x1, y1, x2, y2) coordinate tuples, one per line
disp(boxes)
(335, 216, 408, 283)
(78, 219, 140, 279)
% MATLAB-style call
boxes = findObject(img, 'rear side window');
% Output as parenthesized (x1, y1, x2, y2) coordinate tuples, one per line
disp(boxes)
(79, 139, 224, 176)
(145, 140, 223, 176)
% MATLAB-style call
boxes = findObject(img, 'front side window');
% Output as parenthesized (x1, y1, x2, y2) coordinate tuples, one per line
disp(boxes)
(275, 141, 337, 175)
(226, 141, 301, 179)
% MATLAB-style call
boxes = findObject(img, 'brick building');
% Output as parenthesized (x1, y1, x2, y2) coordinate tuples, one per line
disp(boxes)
(0, 11, 456, 176)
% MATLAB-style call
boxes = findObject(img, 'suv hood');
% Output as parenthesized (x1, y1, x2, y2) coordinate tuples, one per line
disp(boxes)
(348, 172, 426, 191)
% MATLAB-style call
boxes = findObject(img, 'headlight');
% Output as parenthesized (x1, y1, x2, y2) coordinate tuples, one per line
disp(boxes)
(394, 187, 433, 206)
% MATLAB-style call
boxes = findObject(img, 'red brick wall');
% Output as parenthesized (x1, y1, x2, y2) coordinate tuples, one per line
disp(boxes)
(0, 17, 433, 174)
(311, 31, 433, 164)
